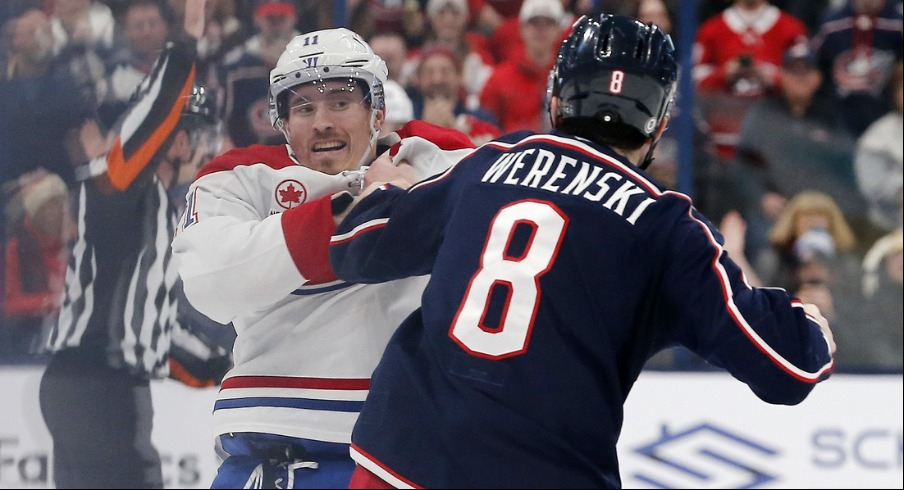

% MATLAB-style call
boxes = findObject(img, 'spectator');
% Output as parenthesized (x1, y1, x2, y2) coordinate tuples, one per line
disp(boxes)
(419, 0, 494, 111)
(762, 191, 862, 308)
(732, 42, 867, 265)
(855, 60, 903, 234)
(49, 0, 115, 55)
(218, 0, 298, 148)
(368, 30, 413, 88)
(470, 0, 521, 35)
(351, 0, 427, 46)
(485, 0, 573, 65)
(790, 227, 845, 313)
(854, 227, 903, 372)
(478, 0, 598, 44)
(693, 0, 809, 161)
(480, 0, 524, 20)
(0, 8, 96, 189)
(409, 45, 501, 144)
(480, 0, 566, 133)
(811, 0, 904, 137)
(97, 0, 174, 128)
(2, 171, 71, 363)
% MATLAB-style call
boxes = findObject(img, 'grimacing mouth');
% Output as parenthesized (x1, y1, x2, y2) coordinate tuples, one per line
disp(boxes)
(311, 140, 347, 152)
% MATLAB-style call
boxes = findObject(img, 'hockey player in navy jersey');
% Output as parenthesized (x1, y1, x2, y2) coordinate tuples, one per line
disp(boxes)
(170, 27, 474, 488)
(329, 14, 837, 489)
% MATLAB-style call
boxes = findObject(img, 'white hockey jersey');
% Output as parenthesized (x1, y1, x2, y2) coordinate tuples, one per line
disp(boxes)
(172, 124, 475, 444)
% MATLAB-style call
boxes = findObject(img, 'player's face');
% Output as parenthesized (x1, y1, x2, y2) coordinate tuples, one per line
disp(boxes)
(284, 80, 384, 175)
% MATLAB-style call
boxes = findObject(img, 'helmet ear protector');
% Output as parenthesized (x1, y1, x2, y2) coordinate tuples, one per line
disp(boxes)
(268, 28, 388, 132)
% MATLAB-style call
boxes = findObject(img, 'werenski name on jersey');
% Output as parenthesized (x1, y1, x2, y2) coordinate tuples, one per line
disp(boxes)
(481, 145, 655, 226)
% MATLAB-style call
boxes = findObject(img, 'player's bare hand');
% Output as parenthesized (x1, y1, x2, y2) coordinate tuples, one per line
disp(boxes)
(802, 302, 835, 355)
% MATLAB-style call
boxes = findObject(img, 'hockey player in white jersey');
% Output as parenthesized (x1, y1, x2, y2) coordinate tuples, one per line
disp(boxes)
(170, 27, 474, 488)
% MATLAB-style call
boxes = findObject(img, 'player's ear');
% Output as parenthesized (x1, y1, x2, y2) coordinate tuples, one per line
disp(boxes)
(282, 121, 292, 139)
(374, 108, 386, 134)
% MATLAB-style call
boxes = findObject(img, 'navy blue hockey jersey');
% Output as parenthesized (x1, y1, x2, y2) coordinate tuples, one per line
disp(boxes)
(329, 130, 835, 488)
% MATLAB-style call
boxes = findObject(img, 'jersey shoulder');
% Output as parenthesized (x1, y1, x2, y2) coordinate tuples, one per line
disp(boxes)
(196, 144, 297, 179)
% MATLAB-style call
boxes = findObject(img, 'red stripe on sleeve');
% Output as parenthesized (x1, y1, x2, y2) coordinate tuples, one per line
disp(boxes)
(280, 195, 338, 284)
(221, 375, 370, 390)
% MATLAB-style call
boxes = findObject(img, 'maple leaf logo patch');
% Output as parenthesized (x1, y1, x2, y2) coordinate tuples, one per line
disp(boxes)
(275, 179, 308, 209)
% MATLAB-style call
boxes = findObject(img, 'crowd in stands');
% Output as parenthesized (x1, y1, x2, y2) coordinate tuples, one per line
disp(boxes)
(1, 0, 901, 373)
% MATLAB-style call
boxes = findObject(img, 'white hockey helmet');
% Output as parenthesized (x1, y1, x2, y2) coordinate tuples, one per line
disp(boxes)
(268, 28, 388, 131)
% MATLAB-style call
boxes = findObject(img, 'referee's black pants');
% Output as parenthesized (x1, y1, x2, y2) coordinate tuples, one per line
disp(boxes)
(39, 349, 163, 489)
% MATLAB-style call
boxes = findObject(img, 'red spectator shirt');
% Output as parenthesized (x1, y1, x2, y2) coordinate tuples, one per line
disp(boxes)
(479, 51, 552, 134)
(694, 4, 808, 94)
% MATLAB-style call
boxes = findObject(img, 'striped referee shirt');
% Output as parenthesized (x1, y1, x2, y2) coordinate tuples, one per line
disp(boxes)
(48, 36, 197, 379)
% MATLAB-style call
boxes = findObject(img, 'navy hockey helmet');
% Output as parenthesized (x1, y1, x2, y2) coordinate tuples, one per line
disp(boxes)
(549, 14, 677, 144)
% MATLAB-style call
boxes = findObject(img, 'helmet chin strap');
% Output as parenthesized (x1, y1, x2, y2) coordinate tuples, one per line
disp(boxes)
(279, 121, 290, 145)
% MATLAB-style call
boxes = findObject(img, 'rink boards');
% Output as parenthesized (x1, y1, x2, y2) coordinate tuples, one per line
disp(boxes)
(1, 367, 900, 488)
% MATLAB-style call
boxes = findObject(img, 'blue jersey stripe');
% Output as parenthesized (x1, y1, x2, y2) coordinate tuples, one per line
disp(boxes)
(291, 282, 356, 295)
(214, 397, 364, 413)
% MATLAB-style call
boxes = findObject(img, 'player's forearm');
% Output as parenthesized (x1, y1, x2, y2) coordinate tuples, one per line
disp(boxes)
(712, 287, 835, 404)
